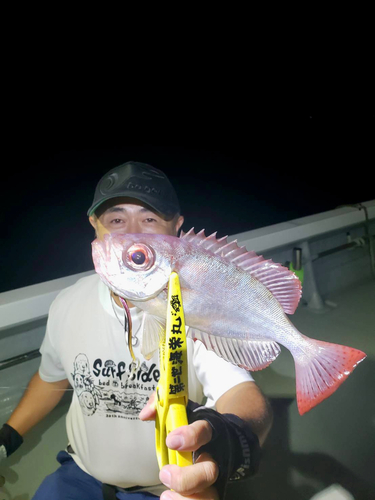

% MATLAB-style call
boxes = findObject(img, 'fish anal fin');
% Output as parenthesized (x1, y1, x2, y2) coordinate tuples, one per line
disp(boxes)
(190, 330, 281, 371)
(140, 314, 166, 360)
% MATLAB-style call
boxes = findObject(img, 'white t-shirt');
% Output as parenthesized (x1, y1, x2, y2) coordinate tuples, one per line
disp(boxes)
(39, 274, 253, 494)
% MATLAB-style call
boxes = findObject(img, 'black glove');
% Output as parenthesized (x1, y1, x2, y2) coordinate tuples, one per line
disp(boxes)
(187, 401, 261, 499)
(0, 424, 23, 461)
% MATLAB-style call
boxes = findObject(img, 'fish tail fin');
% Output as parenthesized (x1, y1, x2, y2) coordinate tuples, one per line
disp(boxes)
(294, 338, 366, 415)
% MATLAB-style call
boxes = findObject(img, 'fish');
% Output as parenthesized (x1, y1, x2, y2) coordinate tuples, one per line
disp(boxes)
(91, 229, 367, 415)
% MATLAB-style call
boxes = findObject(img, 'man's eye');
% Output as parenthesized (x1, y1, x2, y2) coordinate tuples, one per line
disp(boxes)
(111, 219, 124, 224)
(145, 218, 157, 223)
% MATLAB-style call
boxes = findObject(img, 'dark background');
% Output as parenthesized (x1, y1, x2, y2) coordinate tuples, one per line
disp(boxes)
(1, 111, 373, 293)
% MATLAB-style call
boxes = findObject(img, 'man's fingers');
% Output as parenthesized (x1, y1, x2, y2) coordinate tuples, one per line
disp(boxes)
(166, 420, 212, 452)
(141, 402, 218, 498)
(159, 453, 219, 497)
(138, 392, 156, 421)
(160, 484, 219, 500)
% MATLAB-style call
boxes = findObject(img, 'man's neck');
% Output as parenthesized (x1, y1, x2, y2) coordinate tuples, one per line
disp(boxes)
(111, 291, 134, 309)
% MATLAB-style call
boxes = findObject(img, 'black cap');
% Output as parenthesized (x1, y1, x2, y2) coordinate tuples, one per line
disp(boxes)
(87, 161, 180, 219)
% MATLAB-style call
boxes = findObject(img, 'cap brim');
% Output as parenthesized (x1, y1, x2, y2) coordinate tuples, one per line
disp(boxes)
(87, 193, 178, 220)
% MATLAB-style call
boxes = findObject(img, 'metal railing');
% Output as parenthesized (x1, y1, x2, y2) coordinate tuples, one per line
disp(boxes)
(0, 200, 374, 367)
(0, 349, 41, 371)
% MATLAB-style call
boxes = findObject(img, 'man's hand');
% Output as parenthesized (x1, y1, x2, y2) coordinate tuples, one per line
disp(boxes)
(139, 395, 219, 500)
(0, 424, 23, 462)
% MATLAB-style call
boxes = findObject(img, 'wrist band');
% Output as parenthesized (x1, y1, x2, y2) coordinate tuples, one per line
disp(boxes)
(187, 401, 261, 498)
(0, 424, 23, 459)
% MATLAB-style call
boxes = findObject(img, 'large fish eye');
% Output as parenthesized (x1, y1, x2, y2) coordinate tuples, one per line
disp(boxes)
(131, 250, 146, 265)
(123, 244, 155, 271)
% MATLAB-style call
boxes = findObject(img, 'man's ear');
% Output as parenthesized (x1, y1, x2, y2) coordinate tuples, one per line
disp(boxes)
(89, 215, 111, 238)
(175, 215, 184, 235)
(89, 216, 97, 230)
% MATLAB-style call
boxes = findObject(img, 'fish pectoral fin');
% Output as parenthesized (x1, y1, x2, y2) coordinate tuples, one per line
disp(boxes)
(140, 313, 166, 360)
(190, 330, 281, 371)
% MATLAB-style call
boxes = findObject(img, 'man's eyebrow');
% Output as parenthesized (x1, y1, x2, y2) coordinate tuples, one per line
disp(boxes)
(105, 206, 157, 215)
(106, 207, 126, 214)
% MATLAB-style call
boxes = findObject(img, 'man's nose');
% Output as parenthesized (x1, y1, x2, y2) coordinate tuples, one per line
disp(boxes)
(126, 219, 142, 234)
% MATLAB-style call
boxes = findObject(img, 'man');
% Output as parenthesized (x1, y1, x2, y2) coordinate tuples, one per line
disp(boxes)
(0, 161, 272, 499)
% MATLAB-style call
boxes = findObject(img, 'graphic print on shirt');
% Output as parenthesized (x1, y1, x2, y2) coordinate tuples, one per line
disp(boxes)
(72, 353, 160, 420)
(72, 354, 102, 416)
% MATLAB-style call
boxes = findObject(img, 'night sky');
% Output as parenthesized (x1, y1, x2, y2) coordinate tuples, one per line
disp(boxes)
(1, 112, 373, 293)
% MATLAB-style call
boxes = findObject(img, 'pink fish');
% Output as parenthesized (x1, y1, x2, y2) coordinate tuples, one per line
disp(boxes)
(92, 229, 366, 415)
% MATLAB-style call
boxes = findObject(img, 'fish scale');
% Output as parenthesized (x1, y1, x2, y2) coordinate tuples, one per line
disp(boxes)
(92, 229, 366, 415)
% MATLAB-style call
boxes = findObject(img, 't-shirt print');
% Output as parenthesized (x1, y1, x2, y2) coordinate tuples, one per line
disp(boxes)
(72, 353, 160, 420)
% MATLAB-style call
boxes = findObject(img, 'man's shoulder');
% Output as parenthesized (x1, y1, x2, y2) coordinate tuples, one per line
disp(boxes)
(51, 273, 101, 312)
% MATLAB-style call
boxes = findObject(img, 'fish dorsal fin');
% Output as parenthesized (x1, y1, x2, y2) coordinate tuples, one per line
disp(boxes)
(189, 329, 281, 371)
(140, 313, 166, 360)
(181, 228, 301, 314)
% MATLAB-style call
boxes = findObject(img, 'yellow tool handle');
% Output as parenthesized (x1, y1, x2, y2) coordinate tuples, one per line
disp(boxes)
(155, 401, 168, 468)
(166, 399, 192, 467)
(155, 272, 193, 469)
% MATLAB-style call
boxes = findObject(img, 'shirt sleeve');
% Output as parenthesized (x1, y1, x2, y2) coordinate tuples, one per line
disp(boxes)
(191, 331, 254, 408)
(39, 320, 67, 382)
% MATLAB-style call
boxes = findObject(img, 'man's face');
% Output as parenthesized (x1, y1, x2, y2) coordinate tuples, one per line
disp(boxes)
(89, 198, 184, 239)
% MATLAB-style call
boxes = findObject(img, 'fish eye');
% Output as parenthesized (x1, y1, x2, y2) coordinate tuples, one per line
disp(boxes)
(131, 250, 146, 265)
(123, 244, 155, 271)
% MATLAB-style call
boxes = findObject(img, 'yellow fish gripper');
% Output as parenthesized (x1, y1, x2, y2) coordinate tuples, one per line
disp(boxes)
(155, 272, 193, 469)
